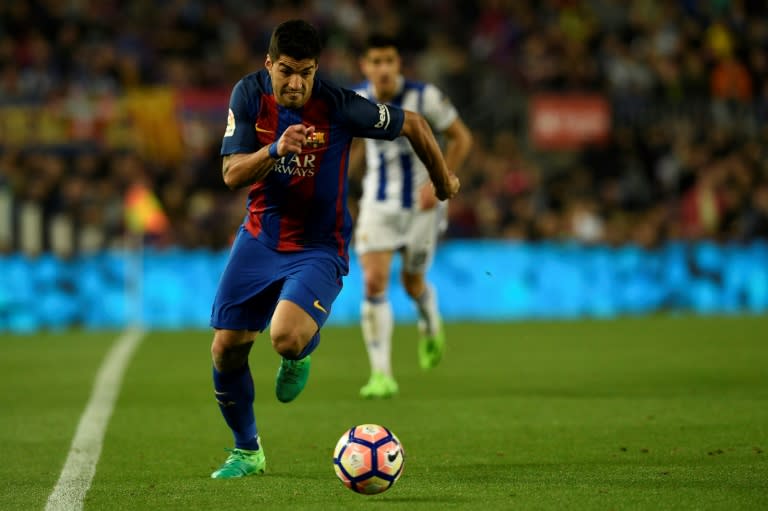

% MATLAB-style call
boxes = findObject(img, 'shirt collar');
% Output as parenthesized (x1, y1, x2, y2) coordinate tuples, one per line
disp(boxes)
(369, 75, 404, 102)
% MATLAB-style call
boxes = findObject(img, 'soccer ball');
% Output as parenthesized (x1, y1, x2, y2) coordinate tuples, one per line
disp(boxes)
(332, 424, 405, 495)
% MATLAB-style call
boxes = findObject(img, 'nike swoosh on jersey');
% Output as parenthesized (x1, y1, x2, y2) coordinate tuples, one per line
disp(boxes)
(255, 123, 275, 134)
(313, 300, 328, 314)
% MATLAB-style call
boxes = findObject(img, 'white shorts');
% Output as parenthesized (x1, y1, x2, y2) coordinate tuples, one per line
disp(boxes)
(354, 202, 446, 274)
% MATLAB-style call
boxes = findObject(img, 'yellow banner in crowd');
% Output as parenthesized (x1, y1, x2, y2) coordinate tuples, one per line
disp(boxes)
(0, 88, 184, 163)
(122, 89, 184, 162)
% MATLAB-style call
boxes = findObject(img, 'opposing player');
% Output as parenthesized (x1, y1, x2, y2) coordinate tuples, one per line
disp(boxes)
(352, 34, 472, 399)
(209, 20, 459, 478)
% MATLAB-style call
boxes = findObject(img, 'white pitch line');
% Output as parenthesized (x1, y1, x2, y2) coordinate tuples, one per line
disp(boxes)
(45, 328, 145, 511)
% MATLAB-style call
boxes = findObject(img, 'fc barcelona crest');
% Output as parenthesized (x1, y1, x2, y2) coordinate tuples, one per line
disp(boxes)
(304, 131, 327, 148)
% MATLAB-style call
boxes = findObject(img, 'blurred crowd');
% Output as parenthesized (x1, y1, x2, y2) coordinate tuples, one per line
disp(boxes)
(1, 0, 768, 253)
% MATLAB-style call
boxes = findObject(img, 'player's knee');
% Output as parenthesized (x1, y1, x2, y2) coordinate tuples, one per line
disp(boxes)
(270, 327, 307, 359)
(211, 331, 253, 371)
(363, 270, 388, 297)
(401, 274, 425, 299)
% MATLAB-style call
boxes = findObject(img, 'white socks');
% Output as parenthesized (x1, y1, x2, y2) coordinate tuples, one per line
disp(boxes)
(361, 283, 442, 376)
(361, 295, 394, 376)
(415, 283, 441, 337)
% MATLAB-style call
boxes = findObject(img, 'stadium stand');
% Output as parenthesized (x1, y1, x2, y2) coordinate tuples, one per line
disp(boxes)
(1, 1, 767, 330)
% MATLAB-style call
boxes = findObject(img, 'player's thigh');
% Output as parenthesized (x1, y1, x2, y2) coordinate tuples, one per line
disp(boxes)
(211, 228, 284, 332)
(402, 208, 441, 274)
(272, 251, 346, 337)
(354, 204, 406, 254)
(359, 250, 395, 289)
(270, 300, 318, 346)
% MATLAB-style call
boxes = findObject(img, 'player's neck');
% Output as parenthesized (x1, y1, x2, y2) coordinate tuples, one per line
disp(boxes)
(371, 75, 403, 103)
(374, 88, 395, 103)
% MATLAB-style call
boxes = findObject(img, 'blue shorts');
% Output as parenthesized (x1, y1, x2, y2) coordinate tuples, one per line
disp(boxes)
(210, 227, 348, 332)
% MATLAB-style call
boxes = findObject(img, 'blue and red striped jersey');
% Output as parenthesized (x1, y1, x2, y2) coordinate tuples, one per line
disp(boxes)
(221, 69, 404, 260)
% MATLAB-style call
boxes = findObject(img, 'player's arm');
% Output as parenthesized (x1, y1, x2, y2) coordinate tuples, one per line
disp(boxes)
(400, 110, 459, 201)
(221, 151, 274, 189)
(347, 138, 366, 180)
(221, 125, 315, 189)
(220, 78, 316, 189)
(442, 117, 473, 177)
(419, 116, 473, 209)
(338, 88, 457, 199)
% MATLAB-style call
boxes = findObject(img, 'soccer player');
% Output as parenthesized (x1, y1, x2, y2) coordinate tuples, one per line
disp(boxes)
(209, 20, 459, 479)
(352, 34, 472, 399)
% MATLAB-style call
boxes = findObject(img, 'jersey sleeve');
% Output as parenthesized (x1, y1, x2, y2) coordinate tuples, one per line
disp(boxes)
(337, 88, 404, 140)
(421, 84, 458, 133)
(221, 79, 259, 156)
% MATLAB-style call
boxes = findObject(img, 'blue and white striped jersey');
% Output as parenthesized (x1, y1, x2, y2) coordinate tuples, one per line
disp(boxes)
(353, 76, 457, 210)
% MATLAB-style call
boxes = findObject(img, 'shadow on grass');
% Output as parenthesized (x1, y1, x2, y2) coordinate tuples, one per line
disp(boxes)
(377, 496, 472, 503)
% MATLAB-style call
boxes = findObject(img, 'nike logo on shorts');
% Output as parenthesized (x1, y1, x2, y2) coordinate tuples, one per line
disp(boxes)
(313, 300, 328, 314)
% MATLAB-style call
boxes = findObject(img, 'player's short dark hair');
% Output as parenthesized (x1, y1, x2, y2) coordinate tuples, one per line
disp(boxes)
(268, 19, 322, 62)
(363, 33, 400, 54)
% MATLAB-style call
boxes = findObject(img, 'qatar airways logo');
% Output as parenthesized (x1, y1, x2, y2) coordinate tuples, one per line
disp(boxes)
(273, 153, 316, 177)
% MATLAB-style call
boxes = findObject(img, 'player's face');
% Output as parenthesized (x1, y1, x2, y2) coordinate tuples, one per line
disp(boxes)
(266, 55, 317, 108)
(361, 47, 400, 99)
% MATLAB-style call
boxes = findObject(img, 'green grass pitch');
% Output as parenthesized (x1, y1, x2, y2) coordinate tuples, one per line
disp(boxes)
(1, 316, 767, 510)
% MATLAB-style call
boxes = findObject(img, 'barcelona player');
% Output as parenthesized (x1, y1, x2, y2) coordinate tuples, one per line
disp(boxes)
(209, 20, 459, 478)
(352, 34, 472, 398)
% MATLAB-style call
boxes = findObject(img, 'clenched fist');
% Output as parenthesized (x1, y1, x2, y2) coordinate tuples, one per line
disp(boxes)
(276, 124, 315, 157)
(433, 172, 460, 201)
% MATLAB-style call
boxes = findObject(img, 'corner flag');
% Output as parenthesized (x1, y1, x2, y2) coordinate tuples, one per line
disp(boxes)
(124, 183, 169, 235)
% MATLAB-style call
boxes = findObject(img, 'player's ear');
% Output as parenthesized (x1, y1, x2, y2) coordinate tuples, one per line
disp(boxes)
(265, 55, 272, 70)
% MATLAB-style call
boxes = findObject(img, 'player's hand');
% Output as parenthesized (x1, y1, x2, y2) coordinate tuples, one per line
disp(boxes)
(276, 124, 315, 156)
(419, 182, 439, 210)
(434, 172, 460, 201)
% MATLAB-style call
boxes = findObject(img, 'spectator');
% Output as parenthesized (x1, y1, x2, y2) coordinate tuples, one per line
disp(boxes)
(1, 0, 768, 252)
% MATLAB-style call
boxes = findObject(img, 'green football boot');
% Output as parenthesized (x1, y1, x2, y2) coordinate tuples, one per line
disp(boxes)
(418, 323, 445, 370)
(211, 446, 266, 479)
(359, 371, 399, 399)
(275, 356, 311, 403)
